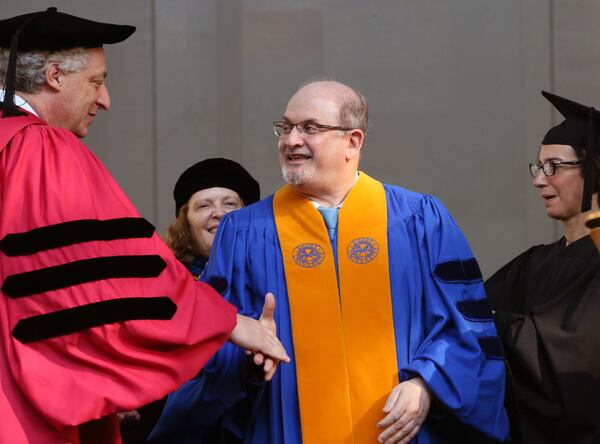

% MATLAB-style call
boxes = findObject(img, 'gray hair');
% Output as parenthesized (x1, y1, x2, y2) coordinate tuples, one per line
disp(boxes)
(297, 77, 369, 133)
(0, 47, 90, 94)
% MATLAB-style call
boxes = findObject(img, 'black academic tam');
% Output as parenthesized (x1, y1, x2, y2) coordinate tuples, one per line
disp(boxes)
(0, 7, 135, 117)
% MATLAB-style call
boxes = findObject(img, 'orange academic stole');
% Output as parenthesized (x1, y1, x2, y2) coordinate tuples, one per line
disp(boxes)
(273, 173, 399, 443)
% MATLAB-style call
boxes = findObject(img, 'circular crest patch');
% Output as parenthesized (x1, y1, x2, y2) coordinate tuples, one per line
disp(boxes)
(292, 243, 325, 268)
(346, 237, 379, 264)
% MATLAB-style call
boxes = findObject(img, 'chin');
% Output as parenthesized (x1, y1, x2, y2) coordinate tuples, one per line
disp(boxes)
(281, 166, 315, 186)
(545, 209, 577, 222)
(73, 127, 88, 139)
(544, 206, 561, 218)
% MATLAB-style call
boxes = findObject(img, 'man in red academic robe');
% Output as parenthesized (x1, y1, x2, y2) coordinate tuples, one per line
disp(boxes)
(0, 8, 288, 444)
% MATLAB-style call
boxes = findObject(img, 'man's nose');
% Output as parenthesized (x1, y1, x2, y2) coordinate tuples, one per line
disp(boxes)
(97, 84, 111, 111)
(284, 126, 305, 147)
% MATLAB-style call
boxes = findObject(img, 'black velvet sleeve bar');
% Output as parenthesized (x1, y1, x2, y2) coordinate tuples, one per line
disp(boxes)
(12, 296, 176, 343)
(0, 218, 155, 256)
(2, 255, 166, 298)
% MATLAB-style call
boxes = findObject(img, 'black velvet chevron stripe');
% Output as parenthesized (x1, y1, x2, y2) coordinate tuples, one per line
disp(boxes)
(0, 218, 155, 256)
(433, 258, 483, 283)
(478, 336, 504, 360)
(2, 255, 166, 298)
(456, 299, 494, 322)
(11, 296, 177, 343)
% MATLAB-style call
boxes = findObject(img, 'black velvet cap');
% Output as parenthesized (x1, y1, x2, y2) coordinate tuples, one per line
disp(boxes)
(0, 7, 135, 51)
(0, 7, 135, 117)
(541, 91, 600, 212)
(173, 158, 261, 216)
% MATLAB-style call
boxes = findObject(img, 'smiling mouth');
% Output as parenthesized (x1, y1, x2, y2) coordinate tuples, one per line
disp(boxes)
(286, 153, 312, 161)
(542, 194, 556, 202)
(207, 226, 218, 234)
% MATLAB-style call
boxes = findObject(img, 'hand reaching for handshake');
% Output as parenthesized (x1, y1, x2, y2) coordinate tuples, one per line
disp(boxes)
(228, 292, 290, 381)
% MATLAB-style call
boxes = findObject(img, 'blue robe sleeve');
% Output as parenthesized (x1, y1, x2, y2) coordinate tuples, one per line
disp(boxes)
(400, 195, 509, 441)
(149, 211, 264, 443)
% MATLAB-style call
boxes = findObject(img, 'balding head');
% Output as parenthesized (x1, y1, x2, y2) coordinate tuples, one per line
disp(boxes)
(291, 79, 368, 133)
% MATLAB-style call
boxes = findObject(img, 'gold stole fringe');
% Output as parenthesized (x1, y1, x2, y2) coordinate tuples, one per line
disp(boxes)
(273, 173, 398, 443)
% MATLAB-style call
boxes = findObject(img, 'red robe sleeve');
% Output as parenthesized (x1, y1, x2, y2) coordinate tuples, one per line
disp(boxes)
(0, 115, 237, 441)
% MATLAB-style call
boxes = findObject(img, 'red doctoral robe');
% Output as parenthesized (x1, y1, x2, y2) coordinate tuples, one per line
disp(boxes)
(0, 113, 237, 443)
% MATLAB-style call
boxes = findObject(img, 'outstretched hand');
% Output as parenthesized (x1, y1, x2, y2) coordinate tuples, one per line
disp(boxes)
(376, 377, 431, 444)
(228, 292, 289, 380)
(249, 292, 280, 381)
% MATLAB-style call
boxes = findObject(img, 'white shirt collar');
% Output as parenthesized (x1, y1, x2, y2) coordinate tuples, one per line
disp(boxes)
(0, 89, 39, 116)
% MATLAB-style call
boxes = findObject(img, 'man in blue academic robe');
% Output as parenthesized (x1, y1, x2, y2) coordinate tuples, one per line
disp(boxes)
(151, 80, 509, 443)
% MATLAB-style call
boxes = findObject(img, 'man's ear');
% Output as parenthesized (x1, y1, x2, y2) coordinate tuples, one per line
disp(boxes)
(346, 129, 365, 161)
(45, 62, 62, 92)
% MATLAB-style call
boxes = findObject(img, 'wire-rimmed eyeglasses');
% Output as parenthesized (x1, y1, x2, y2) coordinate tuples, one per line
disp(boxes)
(529, 160, 582, 177)
(273, 120, 352, 137)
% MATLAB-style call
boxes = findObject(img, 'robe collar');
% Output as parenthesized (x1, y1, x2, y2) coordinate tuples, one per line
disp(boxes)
(0, 89, 38, 116)
(558, 235, 597, 258)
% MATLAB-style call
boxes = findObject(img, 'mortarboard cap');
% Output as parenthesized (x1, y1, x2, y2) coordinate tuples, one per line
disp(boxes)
(173, 158, 261, 216)
(0, 7, 135, 117)
(541, 90, 600, 212)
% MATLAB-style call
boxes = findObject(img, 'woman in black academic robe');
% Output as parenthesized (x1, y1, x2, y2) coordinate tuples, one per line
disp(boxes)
(485, 91, 600, 444)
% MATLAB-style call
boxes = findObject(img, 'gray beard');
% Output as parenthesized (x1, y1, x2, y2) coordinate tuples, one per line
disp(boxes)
(281, 164, 315, 186)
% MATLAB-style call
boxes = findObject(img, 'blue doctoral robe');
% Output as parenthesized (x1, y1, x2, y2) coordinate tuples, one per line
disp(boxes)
(150, 184, 509, 443)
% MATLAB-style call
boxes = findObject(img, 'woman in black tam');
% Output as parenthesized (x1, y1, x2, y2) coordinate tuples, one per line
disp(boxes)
(120, 158, 259, 443)
(485, 91, 600, 444)
(165, 158, 260, 278)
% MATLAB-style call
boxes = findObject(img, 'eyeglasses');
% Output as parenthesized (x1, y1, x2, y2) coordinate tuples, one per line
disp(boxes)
(529, 160, 582, 177)
(272, 120, 352, 137)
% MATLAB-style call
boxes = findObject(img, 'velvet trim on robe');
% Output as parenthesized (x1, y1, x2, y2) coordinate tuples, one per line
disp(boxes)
(188, 256, 208, 280)
(486, 236, 600, 444)
(151, 182, 509, 444)
(0, 114, 237, 444)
